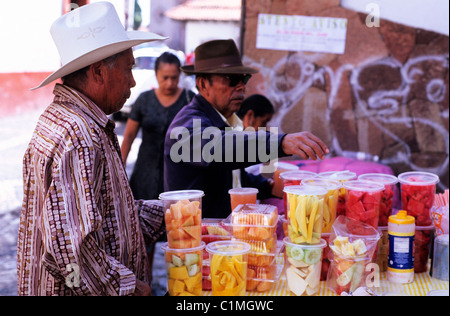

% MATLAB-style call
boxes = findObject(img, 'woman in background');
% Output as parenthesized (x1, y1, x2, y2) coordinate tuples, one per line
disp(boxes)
(121, 52, 195, 201)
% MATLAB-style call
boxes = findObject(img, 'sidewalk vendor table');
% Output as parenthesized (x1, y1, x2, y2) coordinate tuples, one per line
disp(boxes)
(201, 256, 449, 296)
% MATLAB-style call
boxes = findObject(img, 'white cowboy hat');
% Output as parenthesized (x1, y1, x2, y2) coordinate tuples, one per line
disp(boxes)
(32, 1, 167, 90)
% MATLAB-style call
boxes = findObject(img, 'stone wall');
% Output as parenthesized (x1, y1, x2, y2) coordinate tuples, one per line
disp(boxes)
(242, 0, 449, 190)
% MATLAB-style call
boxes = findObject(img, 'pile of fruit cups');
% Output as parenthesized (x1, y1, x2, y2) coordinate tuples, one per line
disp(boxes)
(319, 171, 357, 218)
(283, 185, 329, 295)
(159, 190, 205, 296)
(220, 204, 284, 293)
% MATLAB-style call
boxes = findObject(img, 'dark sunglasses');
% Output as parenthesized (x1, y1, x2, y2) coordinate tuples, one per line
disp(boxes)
(221, 74, 252, 87)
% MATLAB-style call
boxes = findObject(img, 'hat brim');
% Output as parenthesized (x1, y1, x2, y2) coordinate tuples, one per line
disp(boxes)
(180, 64, 258, 75)
(31, 31, 167, 90)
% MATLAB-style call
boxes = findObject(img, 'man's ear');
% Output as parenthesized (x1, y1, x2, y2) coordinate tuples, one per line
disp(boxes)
(89, 61, 106, 84)
(196, 76, 209, 95)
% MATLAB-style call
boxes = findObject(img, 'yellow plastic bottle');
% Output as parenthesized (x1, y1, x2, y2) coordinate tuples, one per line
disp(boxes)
(387, 210, 415, 283)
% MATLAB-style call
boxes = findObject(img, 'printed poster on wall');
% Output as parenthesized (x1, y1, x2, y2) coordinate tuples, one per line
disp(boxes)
(256, 14, 348, 54)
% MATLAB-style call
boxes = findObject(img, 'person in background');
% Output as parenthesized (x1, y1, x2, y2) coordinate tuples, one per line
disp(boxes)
(164, 39, 329, 219)
(17, 2, 166, 296)
(236, 94, 277, 201)
(237, 94, 274, 130)
(121, 52, 195, 201)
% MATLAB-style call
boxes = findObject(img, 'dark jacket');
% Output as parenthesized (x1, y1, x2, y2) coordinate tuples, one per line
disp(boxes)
(164, 94, 287, 218)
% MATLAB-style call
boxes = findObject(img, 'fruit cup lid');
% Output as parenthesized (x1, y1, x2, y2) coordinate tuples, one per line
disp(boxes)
(283, 236, 327, 249)
(228, 187, 259, 195)
(397, 171, 440, 186)
(159, 190, 205, 201)
(205, 240, 251, 256)
(318, 170, 357, 181)
(161, 241, 206, 252)
(358, 173, 398, 186)
(343, 180, 385, 192)
(283, 185, 328, 197)
(279, 170, 317, 180)
(301, 177, 342, 191)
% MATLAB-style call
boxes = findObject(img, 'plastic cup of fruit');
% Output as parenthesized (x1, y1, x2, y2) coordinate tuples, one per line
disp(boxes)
(301, 177, 341, 233)
(283, 185, 328, 245)
(398, 171, 440, 226)
(228, 187, 259, 212)
(272, 162, 299, 198)
(206, 240, 251, 296)
(280, 170, 318, 218)
(343, 180, 385, 229)
(283, 237, 327, 296)
(319, 170, 357, 217)
(358, 173, 399, 226)
(159, 190, 204, 249)
(161, 241, 205, 296)
(414, 225, 435, 273)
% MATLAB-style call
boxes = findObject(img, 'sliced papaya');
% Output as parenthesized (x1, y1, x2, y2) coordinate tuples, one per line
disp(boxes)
(182, 225, 201, 240)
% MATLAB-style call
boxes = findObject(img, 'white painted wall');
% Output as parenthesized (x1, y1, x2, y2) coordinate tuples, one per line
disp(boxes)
(341, 0, 449, 36)
(185, 21, 240, 54)
(0, 0, 130, 73)
(0, 0, 62, 72)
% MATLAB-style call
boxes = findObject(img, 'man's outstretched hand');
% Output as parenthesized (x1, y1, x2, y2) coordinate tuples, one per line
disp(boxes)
(281, 132, 329, 161)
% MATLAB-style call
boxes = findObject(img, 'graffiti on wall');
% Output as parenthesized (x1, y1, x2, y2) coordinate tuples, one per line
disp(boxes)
(243, 53, 449, 188)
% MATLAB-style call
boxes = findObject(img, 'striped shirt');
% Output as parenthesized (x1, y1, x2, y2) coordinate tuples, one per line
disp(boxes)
(17, 84, 164, 296)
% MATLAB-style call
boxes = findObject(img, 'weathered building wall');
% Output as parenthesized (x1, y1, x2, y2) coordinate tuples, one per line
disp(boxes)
(242, 0, 449, 190)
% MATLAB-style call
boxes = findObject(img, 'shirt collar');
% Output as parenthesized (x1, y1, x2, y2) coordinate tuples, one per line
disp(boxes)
(53, 83, 112, 129)
(213, 108, 244, 131)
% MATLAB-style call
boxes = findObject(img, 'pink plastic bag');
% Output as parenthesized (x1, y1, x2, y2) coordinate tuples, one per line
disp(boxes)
(326, 216, 381, 295)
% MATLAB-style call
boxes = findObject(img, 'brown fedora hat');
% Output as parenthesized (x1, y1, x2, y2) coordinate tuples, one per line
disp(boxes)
(181, 39, 258, 75)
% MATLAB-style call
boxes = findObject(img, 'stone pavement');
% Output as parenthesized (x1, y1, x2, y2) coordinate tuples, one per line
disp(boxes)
(0, 110, 167, 296)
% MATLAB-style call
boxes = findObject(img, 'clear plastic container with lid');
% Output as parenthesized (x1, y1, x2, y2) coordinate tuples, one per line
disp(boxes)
(301, 177, 341, 233)
(343, 180, 385, 228)
(358, 173, 399, 226)
(222, 203, 278, 241)
(272, 162, 299, 198)
(398, 171, 440, 226)
(387, 210, 415, 284)
(206, 240, 251, 296)
(284, 185, 328, 244)
(159, 190, 204, 249)
(319, 170, 357, 218)
(161, 241, 205, 296)
(228, 187, 258, 212)
(283, 237, 327, 296)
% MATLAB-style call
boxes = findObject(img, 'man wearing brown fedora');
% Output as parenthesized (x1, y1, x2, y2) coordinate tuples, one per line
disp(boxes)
(164, 39, 329, 219)
(17, 2, 167, 296)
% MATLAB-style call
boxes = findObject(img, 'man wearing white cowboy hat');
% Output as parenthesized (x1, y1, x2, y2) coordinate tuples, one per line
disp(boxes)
(17, 2, 167, 296)
(164, 39, 330, 219)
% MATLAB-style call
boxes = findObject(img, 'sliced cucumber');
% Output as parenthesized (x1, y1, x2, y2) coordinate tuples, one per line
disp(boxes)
(287, 245, 305, 261)
(185, 253, 199, 266)
(172, 254, 184, 267)
(187, 264, 199, 277)
(303, 248, 322, 265)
